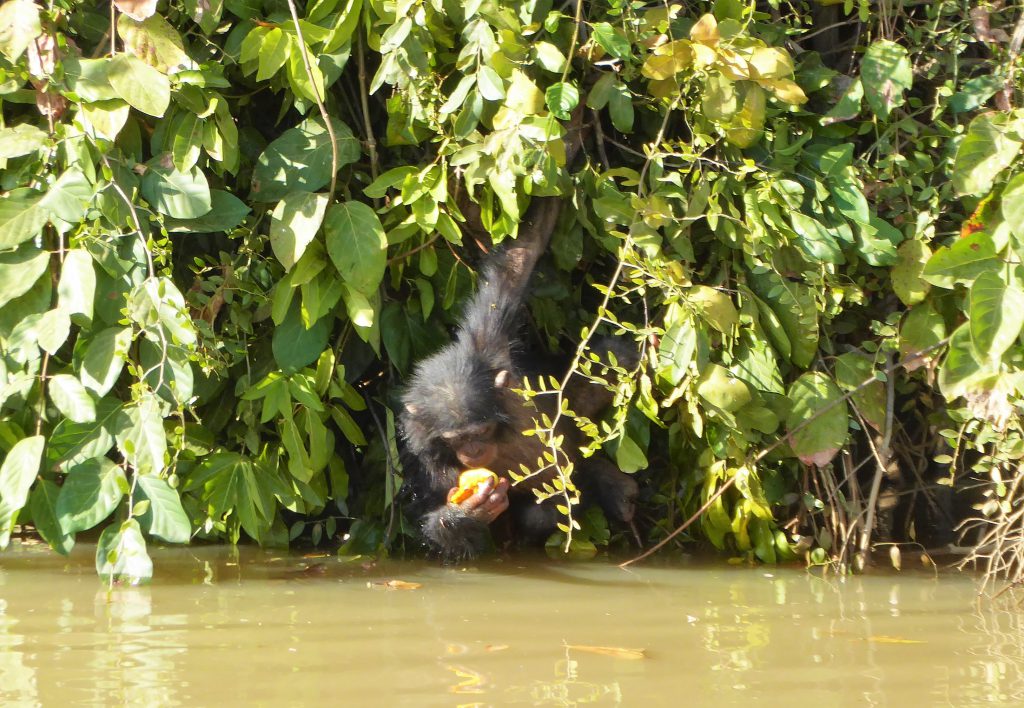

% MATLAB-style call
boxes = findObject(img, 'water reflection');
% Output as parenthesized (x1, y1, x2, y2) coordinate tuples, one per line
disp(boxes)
(1, 543, 1024, 705)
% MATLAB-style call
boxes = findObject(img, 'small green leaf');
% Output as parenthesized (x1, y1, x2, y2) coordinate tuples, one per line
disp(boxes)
(251, 116, 360, 202)
(0, 0, 41, 61)
(477, 65, 505, 101)
(592, 22, 631, 61)
(115, 394, 168, 476)
(141, 159, 212, 218)
(0, 435, 44, 512)
(545, 81, 579, 120)
(0, 192, 50, 251)
(30, 480, 74, 555)
(891, 239, 931, 306)
(0, 123, 47, 159)
(256, 27, 290, 81)
(80, 327, 133, 397)
(0, 247, 49, 309)
(938, 323, 996, 400)
(117, 12, 191, 73)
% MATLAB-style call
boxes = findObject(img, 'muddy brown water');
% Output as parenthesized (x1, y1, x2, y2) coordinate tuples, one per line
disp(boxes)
(2, 541, 1023, 706)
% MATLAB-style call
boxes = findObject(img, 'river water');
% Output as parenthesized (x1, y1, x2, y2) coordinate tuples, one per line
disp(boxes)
(1, 540, 1023, 706)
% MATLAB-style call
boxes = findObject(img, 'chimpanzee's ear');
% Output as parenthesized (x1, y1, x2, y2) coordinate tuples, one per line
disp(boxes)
(405, 403, 419, 415)
(494, 370, 510, 388)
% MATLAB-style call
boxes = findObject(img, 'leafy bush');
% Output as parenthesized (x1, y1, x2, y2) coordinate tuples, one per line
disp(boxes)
(1, 0, 1022, 588)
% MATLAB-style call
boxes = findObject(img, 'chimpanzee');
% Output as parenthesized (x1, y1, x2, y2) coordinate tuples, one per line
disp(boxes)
(400, 198, 639, 561)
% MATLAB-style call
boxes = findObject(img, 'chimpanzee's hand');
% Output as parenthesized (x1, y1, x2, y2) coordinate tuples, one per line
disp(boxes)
(447, 476, 509, 524)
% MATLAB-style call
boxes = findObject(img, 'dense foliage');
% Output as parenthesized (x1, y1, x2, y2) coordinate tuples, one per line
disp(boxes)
(1, 0, 1023, 588)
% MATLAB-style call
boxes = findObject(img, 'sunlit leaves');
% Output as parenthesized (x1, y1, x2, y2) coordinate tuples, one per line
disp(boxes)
(80, 327, 133, 397)
(953, 113, 1024, 196)
(968, 270, 1024, 363)
(117, 13, 191, 73)
(0, 247, 49, 308)
(0, 124, 46, 159)
(324, 201, 387, 295)
(141, 159, 212, 219)
(0, 435, 44, 515)
(786, 373, 848, 467)
(135, 476, 190, 543)
(49, 374, 97, 423)
(251, 117, 360, 202)
(96, 519, 153, 585)
(860, 40, 912, 119)
(0, 0, 41, 61)
(0, 193, 49, 250)
(57, 458, 126, 535)
(115, 394, 168, 475)
(107, 53, 171, 116)
(922, 231, 998, 288)
(270, 192, 329, 271)
(891, 240, 932, 307)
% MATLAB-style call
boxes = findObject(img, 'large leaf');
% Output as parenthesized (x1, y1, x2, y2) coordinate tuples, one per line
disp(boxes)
(899, 302, 946, 372)
(141, 159, 212, 219)
(57, 457, 126, 535)
(250, 117, 360, 202)
(47, 398, 121, 470)
(1001, 172, 1024, 239)
(324, 201, 387, 295)
(969, 270, 1024, 363)
(135, 475, 190, 543)
(860, 40, 912, 119)
(833, 353, 886, 432)
(49, 374, 97, 423)
(891, 239, 931, 306)
(939, 324, 997, 400)
(163, 189, 250, 233)
(0, 192, 50, 251)
(117, 13, 191, 73)
(0, 0, 41, 61)
(107, 53, 171, 116)
(952, 113, 1023, 197)
(80, 327, 133, 396)
(29, 480, 74, 555)
(57, 249, 97, 321)
(270, 192, 329, 271)
(115, 394, 167, 476)
(272, 300, 331, 372)
(41, 168, 95, 224)
(0, 435, 44, 512)
(96, 519, 153, 585)
(0, 123, 47, 159)
(921, 231, 998, 288)
(786, 373, 848, 467)
(0, 247, 49, 308)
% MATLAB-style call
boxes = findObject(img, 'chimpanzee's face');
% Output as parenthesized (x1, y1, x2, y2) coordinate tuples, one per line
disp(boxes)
(441, 420, 499, 469)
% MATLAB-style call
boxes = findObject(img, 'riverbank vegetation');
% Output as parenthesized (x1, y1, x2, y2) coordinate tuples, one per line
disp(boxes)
(1, 0, 1023, 591)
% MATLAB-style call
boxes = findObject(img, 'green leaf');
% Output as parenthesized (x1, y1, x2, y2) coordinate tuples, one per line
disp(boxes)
(545, 81, 579, 120)
(1001, 173, 1024, 238)
(80, 327, 133, 396)
(139, 339, 194, 404)
(57, 249, 96, 321)
(0, 192, 50, 251)
(939, 323, 996, 400)
(41, 168, 95, 225)
(0, 434, 44, 512)
(821, 77, 862, 126)
(273, 300, 331, 372)
(592, 22, 631, 61)
(833, 353, 886, 432)
(107, 53, 171, 117)
(899, 302, 946, 371)
(270, 192, 329, 271)
(163, 189, 250, 233)
(534, 41, 567, 72)
(0, 123, 47, 159)
(141, 159, 212, 219)
(170, 112, 203, 172)
(115, 394, 168, 475)
(696, 364, 752, 412)
(251, 116, 360, 202)
(860, 40, 912, 120)
(0, 0, 41, 61)
(790, 211, 844, 263)
(50, 374, 97, 423)
(117, 12, 191, 73)
(953, 113, 1023, 197)
(614, 434, 647, 473)
(608, 81, 634, 133)
(950, 74, 1005, 114)
(921, 231, 998, 288)
(57, 458, 126, 535)
(687, 286, 737, 333)
(47, 398, 121, 471)
(135, 475, 190, 543)
(256, 27, 290, 81)
(968, 270, 1024, 363)
(30, 480, 74, 555)
(477, 65, 505, 101)
(96, 519, 153, 585)
(325, 201, 387, 295)
(891, 239, 931, 306)
(786, 372, 848, 467)
(0, 247, 49, 309)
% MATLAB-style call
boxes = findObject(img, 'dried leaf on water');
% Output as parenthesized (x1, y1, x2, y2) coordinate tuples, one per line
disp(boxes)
(862, 635, 925, 645)
(565, 644, 647, 660)
(372, 579, 422, 590)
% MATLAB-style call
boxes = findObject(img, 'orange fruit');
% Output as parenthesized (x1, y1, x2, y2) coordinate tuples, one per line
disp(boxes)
(450, 468, 498, 504)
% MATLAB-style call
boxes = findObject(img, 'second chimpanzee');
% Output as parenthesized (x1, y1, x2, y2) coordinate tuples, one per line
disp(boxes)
(400, 200, 639, 561)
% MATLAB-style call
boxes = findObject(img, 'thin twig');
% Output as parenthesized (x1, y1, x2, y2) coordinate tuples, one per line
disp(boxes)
(357, 31, 380, 190)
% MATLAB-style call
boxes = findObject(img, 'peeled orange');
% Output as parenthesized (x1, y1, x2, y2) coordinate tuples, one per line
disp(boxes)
(450, 468, 498, 504)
